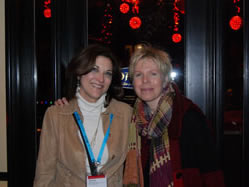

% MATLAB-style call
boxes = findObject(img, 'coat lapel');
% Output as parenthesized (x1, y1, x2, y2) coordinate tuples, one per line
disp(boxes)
(58, 99, 87, 180)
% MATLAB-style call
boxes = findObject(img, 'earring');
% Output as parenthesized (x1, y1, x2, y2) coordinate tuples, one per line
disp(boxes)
(76, 77, 80, 93)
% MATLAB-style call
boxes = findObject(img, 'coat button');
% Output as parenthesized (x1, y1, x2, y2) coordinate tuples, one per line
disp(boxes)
(176, 172, 183, 179)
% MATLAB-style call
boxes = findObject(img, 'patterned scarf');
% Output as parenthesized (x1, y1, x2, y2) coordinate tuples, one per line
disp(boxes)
(124, 83, 175, 187)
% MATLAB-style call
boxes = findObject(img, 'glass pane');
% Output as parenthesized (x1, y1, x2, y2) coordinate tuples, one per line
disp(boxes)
(35, 0, 54, 151)
(88, 0, 185, 105)
(223, 0, 243, 186)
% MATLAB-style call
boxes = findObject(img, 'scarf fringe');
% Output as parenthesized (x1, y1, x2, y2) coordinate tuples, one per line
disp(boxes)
(124, 83, 175, 187)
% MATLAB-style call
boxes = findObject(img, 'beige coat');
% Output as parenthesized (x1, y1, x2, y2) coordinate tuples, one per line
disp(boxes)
(33, 98, 132, 187)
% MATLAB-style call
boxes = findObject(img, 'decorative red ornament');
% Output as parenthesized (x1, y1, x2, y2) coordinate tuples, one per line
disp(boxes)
(129, 16, 142, 29)
(44, 0, 51, 5)
(120, 3, 130, 14)
(43, 0, 51, 18)
(43, 8, 51, 18)
(229, 15, 242, 30)
(174, 0, 185, 14)
(172, 33, 182, 43)
(172, 0, 184, 43)
(132, 4, 139, 14)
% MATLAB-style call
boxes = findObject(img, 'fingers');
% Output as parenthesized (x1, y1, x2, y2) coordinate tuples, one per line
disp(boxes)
(54, 97, 69, 106)
(62, 97, 69, 105)
(54, 99, 63, 106)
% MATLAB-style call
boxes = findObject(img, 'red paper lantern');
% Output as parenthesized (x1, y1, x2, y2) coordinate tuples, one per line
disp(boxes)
(172, 33, 182, 43)
(44, 8, 51, 18)
(229, 15, 242, 30)
(129, 16, 141, 29)
(120, 3, 130, 14)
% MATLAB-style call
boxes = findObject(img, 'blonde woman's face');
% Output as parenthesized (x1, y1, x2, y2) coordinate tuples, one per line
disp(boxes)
(79, 56, 113, 102)
(133, 58, 167, 110)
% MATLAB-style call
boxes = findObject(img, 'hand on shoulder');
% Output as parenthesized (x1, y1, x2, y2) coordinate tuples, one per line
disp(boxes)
(54, 97, 69, 106)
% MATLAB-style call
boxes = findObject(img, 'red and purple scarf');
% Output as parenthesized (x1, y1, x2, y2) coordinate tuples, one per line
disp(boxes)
(124, 83, 175, 187)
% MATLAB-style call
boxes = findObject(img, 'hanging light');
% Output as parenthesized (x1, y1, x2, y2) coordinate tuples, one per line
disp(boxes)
(229, 0, 242, 30)
(172, 33, 182, 43)
(129, 16, 142, 29)
(43, 0, 51, 18)
(229, 15, 242, 31)
(120, 3, 130, 14)
(43, 8, 51, 18)
(171, 0, 183, 43)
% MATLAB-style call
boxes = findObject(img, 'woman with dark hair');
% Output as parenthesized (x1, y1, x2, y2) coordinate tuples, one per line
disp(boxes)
(34, 44, 132, 187)
(65, 44, 124, 104)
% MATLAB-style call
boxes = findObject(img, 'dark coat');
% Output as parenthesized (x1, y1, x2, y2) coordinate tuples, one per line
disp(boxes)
(168, 83, 225, 187)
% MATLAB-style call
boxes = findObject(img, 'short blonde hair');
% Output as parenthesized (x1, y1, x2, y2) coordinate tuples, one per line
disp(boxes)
(129, 44, 172, 82)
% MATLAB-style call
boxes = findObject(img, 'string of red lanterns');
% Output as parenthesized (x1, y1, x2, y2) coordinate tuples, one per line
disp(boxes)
(100, 3, 113, 44)
(119, 0, 185, 41)
(120, 0, 141, 29)
(43, 0, 51, 18)
(229, 0, 242, 30)
(172, 0, 183, 43)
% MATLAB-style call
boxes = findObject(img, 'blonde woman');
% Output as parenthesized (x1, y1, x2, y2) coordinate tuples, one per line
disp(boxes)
(123, 44, 225, 187)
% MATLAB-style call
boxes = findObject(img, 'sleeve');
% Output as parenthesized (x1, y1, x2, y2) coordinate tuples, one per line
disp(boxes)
(33, 107, 58, 187)
(180, 109, 225, 187)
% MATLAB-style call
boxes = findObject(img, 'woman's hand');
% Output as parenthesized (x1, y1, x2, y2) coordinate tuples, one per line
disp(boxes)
(54, 97, 69, 106)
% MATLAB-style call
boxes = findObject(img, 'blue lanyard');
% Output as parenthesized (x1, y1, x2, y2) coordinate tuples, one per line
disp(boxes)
(73, 111, 113, 165)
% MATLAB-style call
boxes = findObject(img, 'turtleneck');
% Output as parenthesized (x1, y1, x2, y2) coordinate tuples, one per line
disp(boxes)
(76, 92, 106, 113)
(76, 92, 109, 175)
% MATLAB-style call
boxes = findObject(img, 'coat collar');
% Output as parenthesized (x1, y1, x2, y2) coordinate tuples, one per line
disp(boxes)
(57, 98, 114, 116)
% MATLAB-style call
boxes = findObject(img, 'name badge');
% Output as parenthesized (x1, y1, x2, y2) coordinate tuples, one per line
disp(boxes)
(87, 175, 107, 187)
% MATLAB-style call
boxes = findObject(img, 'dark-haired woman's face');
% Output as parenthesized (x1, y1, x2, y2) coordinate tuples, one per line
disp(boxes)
(79, 56, 113, 102)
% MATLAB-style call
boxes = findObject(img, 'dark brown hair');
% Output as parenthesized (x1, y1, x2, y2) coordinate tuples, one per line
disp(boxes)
(65, 43, 123, 106)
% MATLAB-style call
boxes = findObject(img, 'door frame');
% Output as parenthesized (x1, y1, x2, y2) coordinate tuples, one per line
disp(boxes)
(5, 0, 249, 186)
